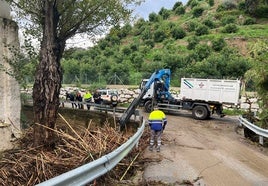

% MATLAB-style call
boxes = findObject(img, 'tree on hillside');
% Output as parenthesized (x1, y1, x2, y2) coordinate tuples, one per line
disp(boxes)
(246, 40, 268, 128)
(7, 0, 141, 149)
(245, 0, 268, 17)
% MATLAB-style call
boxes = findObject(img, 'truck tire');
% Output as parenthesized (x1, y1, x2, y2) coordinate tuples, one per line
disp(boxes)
(192, 106, 208, 120)
(144, 101, 153, 113)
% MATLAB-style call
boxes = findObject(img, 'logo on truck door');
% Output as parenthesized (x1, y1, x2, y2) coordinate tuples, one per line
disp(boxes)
(199, 82, 204, 88)
(183, 79, 193, 88)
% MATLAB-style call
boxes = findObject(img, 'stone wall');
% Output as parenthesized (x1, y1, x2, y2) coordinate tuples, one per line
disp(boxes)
(0, 0, 21, 151)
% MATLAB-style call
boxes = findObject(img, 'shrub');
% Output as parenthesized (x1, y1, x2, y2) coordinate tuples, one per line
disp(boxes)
(195, 25, 209, 36)
(187, 0, 199, 8)
(171, 27, 186, 39)
(121, 46, 132, 56)
(238, 1, 245, 11)
(194, 44, 212, 61)
(118, 24, 132, 38)
(153, 29, 167, 42)
(141, 28, 152, 40)
(143, 39, 155, 48)
(212, 38, 226, 51)
(203, 18, 216, 28)
(208, 0, 214, 7)
(186, 20, 199, 32)
(149, 12, 160, 22)
(221, 23, 238, 33)
(175, 6, 186, 15)
(187, 36, 199, 50)
(159, 8, 171, 20)
(254, 5, 268, 18)
(172, 1, 183, 11)
(192, 6, 204, 17)
(217, 1, 237, 12)
(221, 15, 236, 26)
(243, 17, 256, 25)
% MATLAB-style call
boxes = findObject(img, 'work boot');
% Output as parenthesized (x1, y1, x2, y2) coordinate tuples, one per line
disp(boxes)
(156, 146, 160, 152)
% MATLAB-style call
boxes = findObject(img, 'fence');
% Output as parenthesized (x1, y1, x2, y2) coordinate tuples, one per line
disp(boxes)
(239, 116, 268, 145)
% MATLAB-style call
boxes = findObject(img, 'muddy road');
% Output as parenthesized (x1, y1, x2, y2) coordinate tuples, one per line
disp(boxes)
(141, 111, 268, 186)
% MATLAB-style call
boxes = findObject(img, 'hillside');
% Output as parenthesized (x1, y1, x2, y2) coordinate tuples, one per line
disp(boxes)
(61, 0, 268, 88)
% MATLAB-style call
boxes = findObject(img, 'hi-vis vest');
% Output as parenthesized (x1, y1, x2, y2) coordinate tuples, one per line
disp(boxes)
(84, 92, 92, 100)
(148, 110, 167, 131)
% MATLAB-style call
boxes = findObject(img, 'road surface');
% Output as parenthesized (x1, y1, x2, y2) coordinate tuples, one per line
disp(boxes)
(141, 111, 268, 186)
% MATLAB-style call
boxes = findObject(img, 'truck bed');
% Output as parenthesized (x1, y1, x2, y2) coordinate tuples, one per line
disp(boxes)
(180, 78, 241, 105)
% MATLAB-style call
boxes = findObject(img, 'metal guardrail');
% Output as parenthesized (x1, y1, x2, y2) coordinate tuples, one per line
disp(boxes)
(36, 118, 145, 186)
(238, 115, 268, 145)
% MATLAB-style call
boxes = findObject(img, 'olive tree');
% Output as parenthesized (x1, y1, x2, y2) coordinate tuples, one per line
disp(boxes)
(7, 0, 141, 148)
(246, 40, 268, 128)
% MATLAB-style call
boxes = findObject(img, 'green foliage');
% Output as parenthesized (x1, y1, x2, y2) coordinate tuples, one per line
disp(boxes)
(141, 27, 152, 40)
(254, 5, 268, 18)
(195, 24, 209, 36)
(244, 0, 268, 18)
(149, 12, 160, 22)
(174, 6, 186, 15)
(246, 40, 268, 128)
(202, 18, 216, 28)
(223, 108, 246, 116)
(153, 28, 167, 42)
(159, 8, 171, 20)
(1, 41, 38, 87)
(187, 0, 200, 8)
(221, 23, 239, 33)
(187, 46, 251, 79)
(243, 17, 257, 25)
(211, 37, 226, 51)
(221, 15, 237, 26)
(186, 20, 200, 32)
(238, 1, 246, 11)
(13, 0, 268, 89)
(172, 1, 183, 11)
(171, 26, 186, 39)
(121, 46, 132, 56)
(143, 39, 155, 48)
(192, 6, 204, 17)
(194, 44, 212, 61)
(119, 23, 133, 38)
(217, 0, 237, 12)
(208, 0, 214, 7)
(187, 36, 199, 50)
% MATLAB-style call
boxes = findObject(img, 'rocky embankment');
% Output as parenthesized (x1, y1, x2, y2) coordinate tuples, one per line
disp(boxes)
(21, 86, 259, 111)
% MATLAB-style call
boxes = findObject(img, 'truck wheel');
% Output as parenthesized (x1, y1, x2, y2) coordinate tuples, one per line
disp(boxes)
(144, 101, 153, 113)
(192, 106, 208, 120)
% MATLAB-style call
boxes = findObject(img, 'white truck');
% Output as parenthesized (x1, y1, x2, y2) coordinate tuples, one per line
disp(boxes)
(138, 69, 241, 120)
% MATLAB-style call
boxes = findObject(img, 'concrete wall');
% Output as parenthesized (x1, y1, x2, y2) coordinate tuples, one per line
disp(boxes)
(0, 0, 21, 151)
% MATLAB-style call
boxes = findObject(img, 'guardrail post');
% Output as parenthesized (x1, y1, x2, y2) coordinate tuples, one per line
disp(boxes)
(259, 136, 264, 145)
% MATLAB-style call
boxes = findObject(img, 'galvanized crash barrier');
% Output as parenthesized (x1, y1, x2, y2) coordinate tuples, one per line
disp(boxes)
(36, 118, 145, 186)
(239, 116, 268, 145)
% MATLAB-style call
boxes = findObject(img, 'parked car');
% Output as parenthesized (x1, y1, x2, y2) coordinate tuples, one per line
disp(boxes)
(97, 89, 119, 107)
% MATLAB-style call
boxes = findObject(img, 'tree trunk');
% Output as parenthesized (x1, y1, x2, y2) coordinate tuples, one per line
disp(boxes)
(32, 0, 64, 149)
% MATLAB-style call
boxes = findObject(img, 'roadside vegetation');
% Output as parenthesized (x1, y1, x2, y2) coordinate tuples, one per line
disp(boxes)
(17, 0, 267, 127)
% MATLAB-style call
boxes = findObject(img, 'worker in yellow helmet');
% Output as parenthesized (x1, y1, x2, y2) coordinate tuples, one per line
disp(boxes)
(148, 108, 167, 152)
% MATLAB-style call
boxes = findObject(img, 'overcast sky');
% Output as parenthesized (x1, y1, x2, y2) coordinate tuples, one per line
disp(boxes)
(133, 0, 188, 20)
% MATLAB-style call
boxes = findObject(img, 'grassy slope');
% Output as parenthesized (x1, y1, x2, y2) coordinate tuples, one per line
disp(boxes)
(121, 0, 268, 60)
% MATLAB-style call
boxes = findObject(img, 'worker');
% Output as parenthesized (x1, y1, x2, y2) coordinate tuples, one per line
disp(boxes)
(93, 89, 102, 104)
(83, 90, 92, 110)
(148, 108, 167, 152)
